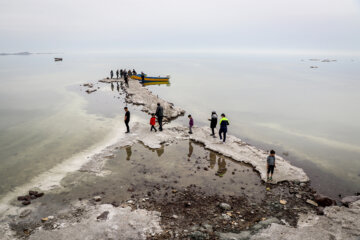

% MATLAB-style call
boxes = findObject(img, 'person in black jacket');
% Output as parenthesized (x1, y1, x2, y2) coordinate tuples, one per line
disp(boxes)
(155, 103, 164, 131)
(219, 113, 229, 143)
(208, 111, 218, 137)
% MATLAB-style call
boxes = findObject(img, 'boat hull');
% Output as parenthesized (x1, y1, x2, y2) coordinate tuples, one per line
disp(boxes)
(131, 74, 169, 82)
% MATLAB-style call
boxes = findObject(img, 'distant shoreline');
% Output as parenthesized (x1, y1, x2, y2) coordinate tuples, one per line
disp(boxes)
(0, 52, 58, 56)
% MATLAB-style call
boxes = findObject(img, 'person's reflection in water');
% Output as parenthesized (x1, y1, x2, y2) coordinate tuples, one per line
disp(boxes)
(216, 157, 227, 177)
(156, 146, 164, 157)
(111, 82, 114, 91)
(188, 141, 193, 158)
(116, 82, 120, 92)
(125, 146, 132, 160)
(209, 152, 216, 169)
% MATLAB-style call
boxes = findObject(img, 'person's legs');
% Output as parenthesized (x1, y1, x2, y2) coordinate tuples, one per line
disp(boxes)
(125, 121, 130, 133)
(158, 117, 163, 131)
(223, 130, 227, 142)
(189, 126, 192, 134)
(211, 127, 215, 136)
(269, 165, 274, 180)
(219, 129, 223, 140)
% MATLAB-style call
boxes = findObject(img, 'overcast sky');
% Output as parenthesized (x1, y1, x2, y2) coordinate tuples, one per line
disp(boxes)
(0, 0, 359, 54)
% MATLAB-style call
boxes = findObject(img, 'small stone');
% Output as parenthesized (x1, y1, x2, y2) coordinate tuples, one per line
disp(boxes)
(295, 194, 302, 199)
(184, 202, 192, 207)
(279, 199, 287, 205)
(35, 192, 44, 198)
(306, 199, 318, 207)
(47, 216, 54, 220)
(29, 190, 38, 196)
(97, 211, 109, 220)
(172, 215, 179, 219)
(204, 167, 208, 171)
(221, 214, 231, 220)
(17, 196, 27, 201)
(93, 196, 102, 202)
(111, 201, 119, 207)
(41, 217, 48, 222)
(19, 209, 32, 218)
(172, 189, 178, 193)
(219, 203, 231, 210)
(127, 187, 135, 192)
(22, 200, 31, 205)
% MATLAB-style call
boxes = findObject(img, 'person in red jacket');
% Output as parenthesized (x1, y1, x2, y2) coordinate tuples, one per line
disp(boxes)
(150, 113, 157, 132)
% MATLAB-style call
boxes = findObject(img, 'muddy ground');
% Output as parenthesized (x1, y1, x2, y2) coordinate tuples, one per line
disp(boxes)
(7, 141, 318, 239)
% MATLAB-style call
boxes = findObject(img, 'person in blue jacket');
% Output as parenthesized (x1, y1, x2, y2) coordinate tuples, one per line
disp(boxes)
(219, 113, 229, 143)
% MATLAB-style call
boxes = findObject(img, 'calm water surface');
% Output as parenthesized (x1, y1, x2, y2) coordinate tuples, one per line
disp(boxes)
(0, 52, 359, 199)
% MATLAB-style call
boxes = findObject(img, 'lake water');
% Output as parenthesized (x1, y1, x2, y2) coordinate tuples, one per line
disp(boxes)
(0, 52, 359, 200)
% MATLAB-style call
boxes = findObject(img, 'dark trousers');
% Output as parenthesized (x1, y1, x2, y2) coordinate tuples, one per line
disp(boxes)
(158, 116, 163, 131)
(219, 128, 227, 142)
(150, 125, 157, 132)
(125, 121, 130, 132)
(211, 127, 215, 135)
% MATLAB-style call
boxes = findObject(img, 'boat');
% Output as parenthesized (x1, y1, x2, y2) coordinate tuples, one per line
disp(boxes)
(130, 74, 170, 82)
(54, 58, 63, 61)
(142, 81, 170, 86)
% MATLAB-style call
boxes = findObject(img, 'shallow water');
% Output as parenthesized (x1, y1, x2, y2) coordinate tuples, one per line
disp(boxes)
(0, 52, 359, 201)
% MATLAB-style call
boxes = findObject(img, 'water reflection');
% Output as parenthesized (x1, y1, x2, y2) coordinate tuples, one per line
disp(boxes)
(188, 141, 193, 158)
(216, 157, 227, 177)
(141, 81, 170, 87)
(209, 152, 216, 169)
(111, 82, 114, 91)
(125, 146, 132, 160)
(156, 146, 164, 157)
(116, 82, 120, 92)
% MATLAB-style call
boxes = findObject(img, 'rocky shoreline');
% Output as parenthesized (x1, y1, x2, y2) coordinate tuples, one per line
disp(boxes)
(0, 77, 359, 239)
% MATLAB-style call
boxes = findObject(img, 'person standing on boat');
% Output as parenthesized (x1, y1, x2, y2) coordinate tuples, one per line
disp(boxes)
(110, 70, 114, 79)
(128, 70, 132, 77)
(133, 69, 137, 75)
(156, 103, 164, 131)
(208, 111, 218, 137)
(124, 107, 130, 133)
(219, 114, 229, 143)
(141, 72, 145, 82)
(116, 70, 119, 79)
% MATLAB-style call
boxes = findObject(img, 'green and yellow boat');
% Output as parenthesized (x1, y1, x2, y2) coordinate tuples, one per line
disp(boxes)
(131, 74, 170, 82)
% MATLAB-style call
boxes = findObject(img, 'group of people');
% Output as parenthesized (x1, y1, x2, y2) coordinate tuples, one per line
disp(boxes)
(110, 69, 137, 80)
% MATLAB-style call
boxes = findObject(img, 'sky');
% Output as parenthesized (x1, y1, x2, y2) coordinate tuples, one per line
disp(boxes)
(0, 0, 360, 54)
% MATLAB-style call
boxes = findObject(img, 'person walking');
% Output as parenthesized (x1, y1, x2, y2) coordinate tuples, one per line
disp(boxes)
(150, 113, 157, 132)
(116, 70, 119, 79)
(219, 113, 229, 143)
(120, 69, 123, 78)
(124, 107, 130, 133)
(208, 111, 218, 137)
(266, 150, 276, 181)
(188, 115, 194, 134)
(110, 70, 114, 79)
(155, 103, 164, 131)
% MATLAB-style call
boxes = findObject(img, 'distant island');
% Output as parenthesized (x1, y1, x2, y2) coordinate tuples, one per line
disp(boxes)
(0, 52, 57, 56)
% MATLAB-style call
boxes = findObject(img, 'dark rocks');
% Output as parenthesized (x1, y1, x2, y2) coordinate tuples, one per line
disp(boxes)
(314, 194, 336, 207)
(111, 201, 119, 207)
(29, 190, 38, 196)
(22, 201, 31, 206)
(97, 211, 109, 220)
(35, 192, 44, 198)
(127, 187, 135, 192)
(17, 196, 27, 201)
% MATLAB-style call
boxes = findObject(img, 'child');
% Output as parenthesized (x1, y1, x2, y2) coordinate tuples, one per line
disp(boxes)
(219, 113, 229, 142)
(150, 113, 157, 132)
(188, 114, 194, 134)
(266, 150, 276, 181)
